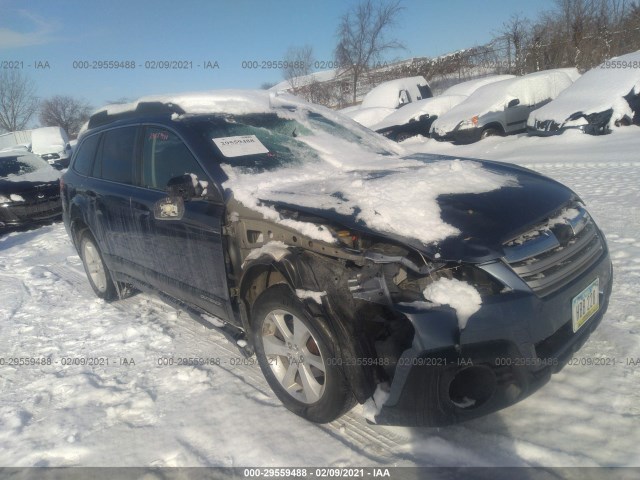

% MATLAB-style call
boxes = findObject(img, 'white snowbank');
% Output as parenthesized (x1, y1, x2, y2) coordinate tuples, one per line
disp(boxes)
(528, 50, 640, 129)
(423, 278, 482, 329)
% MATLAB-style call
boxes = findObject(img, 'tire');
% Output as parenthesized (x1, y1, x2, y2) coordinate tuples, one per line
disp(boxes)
(480, 127, 501, 139)
(79, 231, 117, 301)
(251, 285, 356, 423)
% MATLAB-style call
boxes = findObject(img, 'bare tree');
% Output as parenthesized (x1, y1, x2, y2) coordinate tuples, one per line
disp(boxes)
(334, 0, 405, 103)
(39, 95, 92, 137)
(500, 14, 530, 74)
(282, 45, 315, 93)
(0, 70, 39, 132)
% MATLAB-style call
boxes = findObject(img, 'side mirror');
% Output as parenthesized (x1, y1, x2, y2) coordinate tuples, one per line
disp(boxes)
(507, 98, 520, 108)
(166, 174, 197, 200)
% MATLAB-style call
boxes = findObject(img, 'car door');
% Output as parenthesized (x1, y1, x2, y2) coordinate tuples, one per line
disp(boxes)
(130, 125, 231, 320)
(86, 126, 145, 282)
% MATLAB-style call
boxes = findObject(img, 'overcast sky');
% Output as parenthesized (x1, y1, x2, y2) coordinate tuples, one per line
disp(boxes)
(1, 0, 554, 110)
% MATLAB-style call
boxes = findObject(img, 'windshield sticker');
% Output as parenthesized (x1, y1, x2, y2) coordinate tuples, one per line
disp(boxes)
(212, 135, 269, 157)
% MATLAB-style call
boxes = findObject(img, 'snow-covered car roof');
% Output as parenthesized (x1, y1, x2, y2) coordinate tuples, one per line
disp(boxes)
(360, 76, 429, 109)
(432, 69, 577, 133)
(528, 50, 640, 128)
(371, 95, 467, 131)
(441, 75, 516, 97)
(342, 106, 397, 128)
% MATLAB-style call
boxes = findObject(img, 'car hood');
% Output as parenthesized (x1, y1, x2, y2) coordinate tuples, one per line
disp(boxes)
(263, 155, 576, 263)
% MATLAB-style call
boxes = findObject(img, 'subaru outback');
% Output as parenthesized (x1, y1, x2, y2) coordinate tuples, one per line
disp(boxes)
(61, 90, 612, 426)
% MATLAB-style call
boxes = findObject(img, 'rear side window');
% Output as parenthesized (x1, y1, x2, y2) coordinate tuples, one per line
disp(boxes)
(92, 127, 137, 184)
(141, 127, 207, 191)
(73, 134, 100, 176)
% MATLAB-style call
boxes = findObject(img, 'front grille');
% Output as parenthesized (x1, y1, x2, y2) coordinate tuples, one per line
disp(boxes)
(503, 205, 604, 297)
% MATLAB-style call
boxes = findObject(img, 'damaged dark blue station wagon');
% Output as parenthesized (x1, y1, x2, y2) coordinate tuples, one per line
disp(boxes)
(61, 92, 612, 426)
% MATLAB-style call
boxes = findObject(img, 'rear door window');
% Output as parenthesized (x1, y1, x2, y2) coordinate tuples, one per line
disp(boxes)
(141, 127, 207, 191)
(92, 127, 137, 184)
(73, 133, 100, 176)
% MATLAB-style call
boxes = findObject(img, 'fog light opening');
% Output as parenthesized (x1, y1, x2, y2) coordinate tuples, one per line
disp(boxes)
(448, 366, 496, 410)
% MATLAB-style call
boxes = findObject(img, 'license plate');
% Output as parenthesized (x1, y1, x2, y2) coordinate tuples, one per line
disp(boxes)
(47, 159, 55, 165)
(572, 278, 599, 333)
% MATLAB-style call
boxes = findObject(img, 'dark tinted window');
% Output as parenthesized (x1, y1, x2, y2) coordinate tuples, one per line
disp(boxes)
(92, 127, 136, 184)
(141, 127, 206, 190)
(73, 134, 100, 176)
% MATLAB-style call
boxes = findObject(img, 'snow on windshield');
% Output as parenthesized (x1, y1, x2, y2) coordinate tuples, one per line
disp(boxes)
(221, 108, 518, 246)
(528, 50, 640, 128)
(433, 70, 576, 133)
(0, 151, 60, 182)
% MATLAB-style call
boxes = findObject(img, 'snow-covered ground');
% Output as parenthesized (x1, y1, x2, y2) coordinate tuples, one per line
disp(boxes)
(1, 127, 639, 468)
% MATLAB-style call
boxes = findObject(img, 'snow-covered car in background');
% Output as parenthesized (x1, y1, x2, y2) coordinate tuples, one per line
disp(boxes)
(0, 150, 62, 231)
(62, 90, 612, 426)
(31, 126, 72, 170)
(372, 75, 515, 141)
(343, 76, 433, 128)
(528, 50, 640, 135)
(431, 69, 579, 144)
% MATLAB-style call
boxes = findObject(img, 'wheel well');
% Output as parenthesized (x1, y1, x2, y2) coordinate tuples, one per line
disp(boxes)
(70, 218, 90, 251)
(240, 265, 288, 322)
(482, 123, 504, 134)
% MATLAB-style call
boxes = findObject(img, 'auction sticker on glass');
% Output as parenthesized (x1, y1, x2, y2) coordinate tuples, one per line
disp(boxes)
(572, 278, 599, 333)
(212, 135, 269, 157)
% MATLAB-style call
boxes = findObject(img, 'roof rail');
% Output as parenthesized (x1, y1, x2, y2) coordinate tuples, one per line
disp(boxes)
(87, 101, 186, 129)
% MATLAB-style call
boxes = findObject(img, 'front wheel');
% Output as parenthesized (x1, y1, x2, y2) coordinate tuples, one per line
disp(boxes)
(480, 127, 501, 139)
(79, 231, 117, 301)
(251, 285, 356, 423)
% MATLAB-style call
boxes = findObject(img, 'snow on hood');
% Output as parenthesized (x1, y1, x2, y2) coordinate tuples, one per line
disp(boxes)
(528, 50, 640, 128)
(361, 76, 428, 109)
(432, 69, 576, 133)
(441, 75, 516, 97)
(371, 95, 467, 131)
(222, 125, 518, 246)
(343, 106, 396, 128)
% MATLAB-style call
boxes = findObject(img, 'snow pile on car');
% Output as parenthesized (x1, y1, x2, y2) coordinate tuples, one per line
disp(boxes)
(371, 95, 467, 131)
(360, 76, 429, 109)
(30, 126, 68, 155)
(433, 69, 577, 133)
(441, 75, 516, 97)
(528, 50, 640, 129)
(343, 106, 396, 128)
